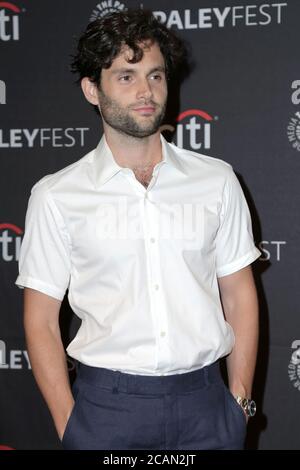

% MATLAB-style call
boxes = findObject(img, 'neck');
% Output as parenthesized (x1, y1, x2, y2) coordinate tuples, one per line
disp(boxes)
(103, 125, 163, 170)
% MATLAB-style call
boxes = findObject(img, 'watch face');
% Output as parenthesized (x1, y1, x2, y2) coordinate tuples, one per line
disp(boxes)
(248, 400, 257, 417)
(241, 398, 248, 408)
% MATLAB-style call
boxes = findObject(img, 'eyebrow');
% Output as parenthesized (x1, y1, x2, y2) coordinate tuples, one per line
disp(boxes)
(111, 66, 166, 76)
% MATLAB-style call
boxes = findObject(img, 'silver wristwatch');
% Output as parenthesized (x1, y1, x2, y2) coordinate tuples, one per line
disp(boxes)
(235, 395, 256, 417)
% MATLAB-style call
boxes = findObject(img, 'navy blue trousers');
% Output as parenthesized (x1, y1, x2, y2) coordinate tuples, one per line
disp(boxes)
(61, 361, 247, 450)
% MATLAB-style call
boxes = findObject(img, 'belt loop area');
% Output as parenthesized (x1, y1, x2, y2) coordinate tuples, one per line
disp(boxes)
(203, 365, 210, 387)
(112, 370, 121, 394)
(74, 359, 80, 375)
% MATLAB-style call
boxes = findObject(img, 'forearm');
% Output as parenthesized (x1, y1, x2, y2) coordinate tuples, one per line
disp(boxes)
(25, 323, 74, 439)
(225, 288, 259, 398)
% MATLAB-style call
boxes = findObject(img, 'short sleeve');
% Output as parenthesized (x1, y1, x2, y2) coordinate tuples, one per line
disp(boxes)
(15, 181, 71, 300)
(215, 168, 261, 277)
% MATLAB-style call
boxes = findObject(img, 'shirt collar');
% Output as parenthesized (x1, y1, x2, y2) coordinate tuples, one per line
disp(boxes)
(92, 133, 186, 189)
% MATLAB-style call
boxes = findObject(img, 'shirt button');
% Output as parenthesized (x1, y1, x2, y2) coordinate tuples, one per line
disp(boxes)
(154, 284, 159, 290)
(160, 331, 166, 337)
(150, 237, 155, 243)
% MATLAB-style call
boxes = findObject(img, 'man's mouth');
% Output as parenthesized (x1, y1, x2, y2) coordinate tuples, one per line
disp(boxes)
(132, 106, 156, 114)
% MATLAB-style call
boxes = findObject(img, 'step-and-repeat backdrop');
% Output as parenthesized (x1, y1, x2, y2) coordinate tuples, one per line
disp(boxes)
(1, 0, 299, 450)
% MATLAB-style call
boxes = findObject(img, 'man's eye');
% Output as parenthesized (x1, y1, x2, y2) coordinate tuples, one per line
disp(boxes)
(151, 74, 162, 80)
(119, 75, 131, 82)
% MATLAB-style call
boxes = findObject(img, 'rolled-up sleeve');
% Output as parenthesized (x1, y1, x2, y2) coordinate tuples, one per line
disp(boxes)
(215, 168, 261, 278)
(15, 181, 71, 300)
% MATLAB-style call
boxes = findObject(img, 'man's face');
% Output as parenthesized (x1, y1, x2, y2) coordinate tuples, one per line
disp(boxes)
(97, 41, 168, 138)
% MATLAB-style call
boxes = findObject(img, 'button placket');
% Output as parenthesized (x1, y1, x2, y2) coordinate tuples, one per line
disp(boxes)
(143, 194, 170, 371)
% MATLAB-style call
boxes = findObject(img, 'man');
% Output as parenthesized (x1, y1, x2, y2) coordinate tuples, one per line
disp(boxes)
(16, 10, 260, 450)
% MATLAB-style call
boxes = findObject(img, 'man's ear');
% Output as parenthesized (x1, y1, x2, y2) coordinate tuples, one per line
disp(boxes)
(81, 77, 99, 106)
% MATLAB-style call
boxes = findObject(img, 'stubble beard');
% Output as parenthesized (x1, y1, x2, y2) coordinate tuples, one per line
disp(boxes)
(97, 87, 167, 139)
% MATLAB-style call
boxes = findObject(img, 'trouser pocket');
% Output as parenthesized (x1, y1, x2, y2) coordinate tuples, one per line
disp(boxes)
(61, 380, 82, 449)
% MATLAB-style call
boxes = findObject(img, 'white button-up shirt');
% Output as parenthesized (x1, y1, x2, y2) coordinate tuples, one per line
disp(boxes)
(15, 134, 261, 375)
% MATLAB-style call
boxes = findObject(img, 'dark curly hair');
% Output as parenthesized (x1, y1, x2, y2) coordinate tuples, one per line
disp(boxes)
(70, 9, 188, 88)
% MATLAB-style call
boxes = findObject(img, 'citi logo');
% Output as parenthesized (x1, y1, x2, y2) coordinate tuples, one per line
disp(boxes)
(161, 109, 215, 150)
(0, 79, 5, 104)
(90, 0, 126, 21)
(0, 223, 23, 261)
(0, 2, 22, 41)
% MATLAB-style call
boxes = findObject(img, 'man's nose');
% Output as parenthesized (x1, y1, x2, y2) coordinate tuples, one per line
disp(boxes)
(136, 77, 153, 101)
